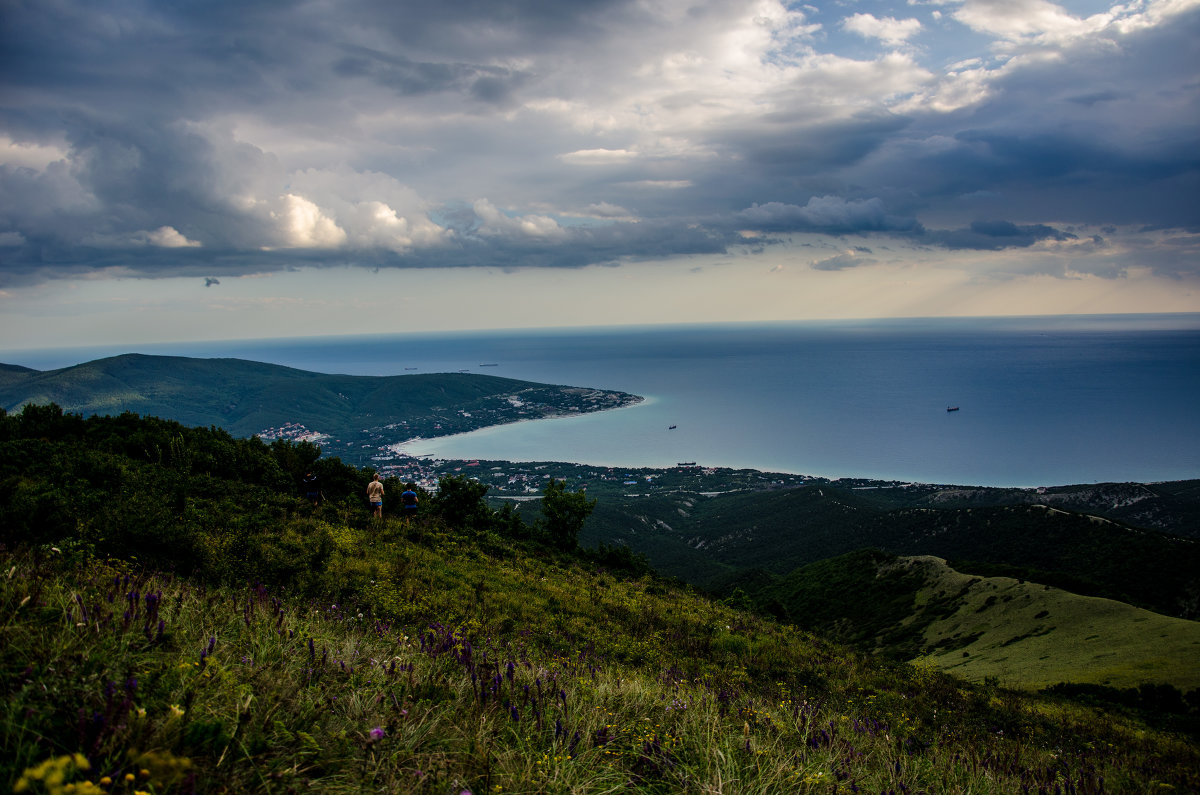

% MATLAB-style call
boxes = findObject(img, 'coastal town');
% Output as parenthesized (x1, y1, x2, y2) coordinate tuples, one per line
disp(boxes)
(256, 383, 642, 469)
(368, 451, 812, 501)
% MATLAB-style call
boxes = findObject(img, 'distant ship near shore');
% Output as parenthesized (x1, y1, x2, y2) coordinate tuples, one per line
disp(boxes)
(947, 406, 960, 412)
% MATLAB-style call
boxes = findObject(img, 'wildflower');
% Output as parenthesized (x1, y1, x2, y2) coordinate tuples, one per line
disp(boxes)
(14, 755, 90, 794)
(369, 726, 386, 741)
(168, 704, 185, 720)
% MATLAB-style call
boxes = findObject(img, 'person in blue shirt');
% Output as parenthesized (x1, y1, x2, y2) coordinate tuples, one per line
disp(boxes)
(400, 482, 419, 519)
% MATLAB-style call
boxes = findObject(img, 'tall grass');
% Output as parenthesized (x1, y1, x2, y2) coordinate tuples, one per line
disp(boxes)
(3, 514, 1198, 793)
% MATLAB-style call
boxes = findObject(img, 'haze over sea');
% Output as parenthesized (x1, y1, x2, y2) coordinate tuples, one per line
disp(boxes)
(10, 315, 1200, 488)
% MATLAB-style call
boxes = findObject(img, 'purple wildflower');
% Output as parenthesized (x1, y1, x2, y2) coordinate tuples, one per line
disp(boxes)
(369, 726, 385, 741)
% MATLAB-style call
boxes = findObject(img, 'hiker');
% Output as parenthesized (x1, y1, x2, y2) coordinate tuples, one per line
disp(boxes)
(303, 471, 321, 506)
(366, 473, 384, 518)
(400, 482, 419, 520)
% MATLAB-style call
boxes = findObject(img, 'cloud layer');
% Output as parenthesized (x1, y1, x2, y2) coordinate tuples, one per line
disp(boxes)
(0, 0, 1197, 286)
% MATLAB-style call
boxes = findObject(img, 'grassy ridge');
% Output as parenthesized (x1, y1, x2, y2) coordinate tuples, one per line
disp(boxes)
(579, 484, 1200, 619)
(712, 550, 1200, 693)
(906, 557, 1200, 691)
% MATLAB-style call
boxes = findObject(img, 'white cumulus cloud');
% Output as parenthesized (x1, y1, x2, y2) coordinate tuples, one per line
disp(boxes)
(274, 194, 348, 248)
(145, 226, 202, 248)
(472, 198, 566, 240)
(842, 13, 923, 45)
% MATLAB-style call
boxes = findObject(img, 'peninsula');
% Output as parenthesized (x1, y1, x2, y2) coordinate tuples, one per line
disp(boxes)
(0, 354, 642, 465)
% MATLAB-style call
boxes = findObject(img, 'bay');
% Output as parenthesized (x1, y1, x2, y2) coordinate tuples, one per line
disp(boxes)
(6, 315, 1200, 487)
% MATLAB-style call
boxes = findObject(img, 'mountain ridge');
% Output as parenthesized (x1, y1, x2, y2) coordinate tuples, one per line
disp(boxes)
(0, 353, 642, 463)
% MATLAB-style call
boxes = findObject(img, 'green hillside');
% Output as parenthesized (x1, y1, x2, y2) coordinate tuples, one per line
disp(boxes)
(573, 482, 1200, 619)
(714, 550, 1200, 693)
(0, 354, 640, 464)
(3, 404, 1198, 793)
(908, 557, 1200, 691)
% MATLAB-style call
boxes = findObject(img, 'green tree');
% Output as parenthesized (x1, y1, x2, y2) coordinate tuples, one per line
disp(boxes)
(431, 474, 490, 530)
(539, 479, 596, 550)
(270, 438, 322, 484)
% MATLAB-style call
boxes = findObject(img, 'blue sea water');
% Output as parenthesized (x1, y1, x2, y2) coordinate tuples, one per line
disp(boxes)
(7, 315, 1200, 487)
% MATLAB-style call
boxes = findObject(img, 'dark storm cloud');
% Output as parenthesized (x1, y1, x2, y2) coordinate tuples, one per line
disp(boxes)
(332, 47, 527, 105)
(0, 0, 1196, 286)
(811, 251, 876, 271)
(923, 220, 1075, 251)
(734, 197, 923, 234)
(847, 8, 1200, 234)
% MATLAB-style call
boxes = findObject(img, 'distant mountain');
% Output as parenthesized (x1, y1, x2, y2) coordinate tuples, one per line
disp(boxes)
(0, 354, 641, 462)
(0, 363, 37, 388)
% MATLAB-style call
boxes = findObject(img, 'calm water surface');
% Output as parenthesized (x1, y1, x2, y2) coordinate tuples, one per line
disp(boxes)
(7, 316, 1199, 487)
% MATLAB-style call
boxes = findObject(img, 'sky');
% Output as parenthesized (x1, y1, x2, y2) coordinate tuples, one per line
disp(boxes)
(1, 0, 1198, 350)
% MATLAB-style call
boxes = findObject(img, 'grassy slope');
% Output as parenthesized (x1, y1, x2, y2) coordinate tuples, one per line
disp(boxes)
(900, 556, 1200, 691)
(0, 354, 604, 439)
(711, 550, 1200, 693)
(6, 533, 1199, 794)
(582, 484, 1200, 619)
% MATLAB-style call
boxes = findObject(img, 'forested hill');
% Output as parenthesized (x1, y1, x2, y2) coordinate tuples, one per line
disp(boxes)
(0, 354, 640, 459)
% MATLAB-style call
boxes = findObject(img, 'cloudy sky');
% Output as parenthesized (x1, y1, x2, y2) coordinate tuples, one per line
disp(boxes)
(1, 0, 1198, 349)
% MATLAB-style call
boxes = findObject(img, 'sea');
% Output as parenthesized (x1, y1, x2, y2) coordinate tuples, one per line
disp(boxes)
(7, 315, 1200, 488)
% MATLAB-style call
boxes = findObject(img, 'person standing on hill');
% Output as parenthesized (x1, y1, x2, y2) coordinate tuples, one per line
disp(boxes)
(366, 473, 384, 518)
(303, 471, 321, 506)
(400, 482, 419, 520)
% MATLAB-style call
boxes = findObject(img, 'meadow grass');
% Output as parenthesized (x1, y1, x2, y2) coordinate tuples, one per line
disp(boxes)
(900, 556, 1200, 691)
(4, 513, 1199, 794)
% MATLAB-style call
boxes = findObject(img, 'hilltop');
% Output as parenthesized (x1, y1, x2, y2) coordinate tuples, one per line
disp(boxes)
(710, 549, 1200, 693)
(2, 404, 1198, 793)
(0, 354, 640, 465)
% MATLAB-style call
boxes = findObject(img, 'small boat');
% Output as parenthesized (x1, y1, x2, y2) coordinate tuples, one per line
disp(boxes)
(404, 367, 418, 370)
(946, 406, 960, 412)
(668, 425, 677, 430)
(480, 363, 498, 367)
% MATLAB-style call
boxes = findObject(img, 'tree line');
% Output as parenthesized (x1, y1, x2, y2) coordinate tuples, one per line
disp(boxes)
(0, 403, 644, 588)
